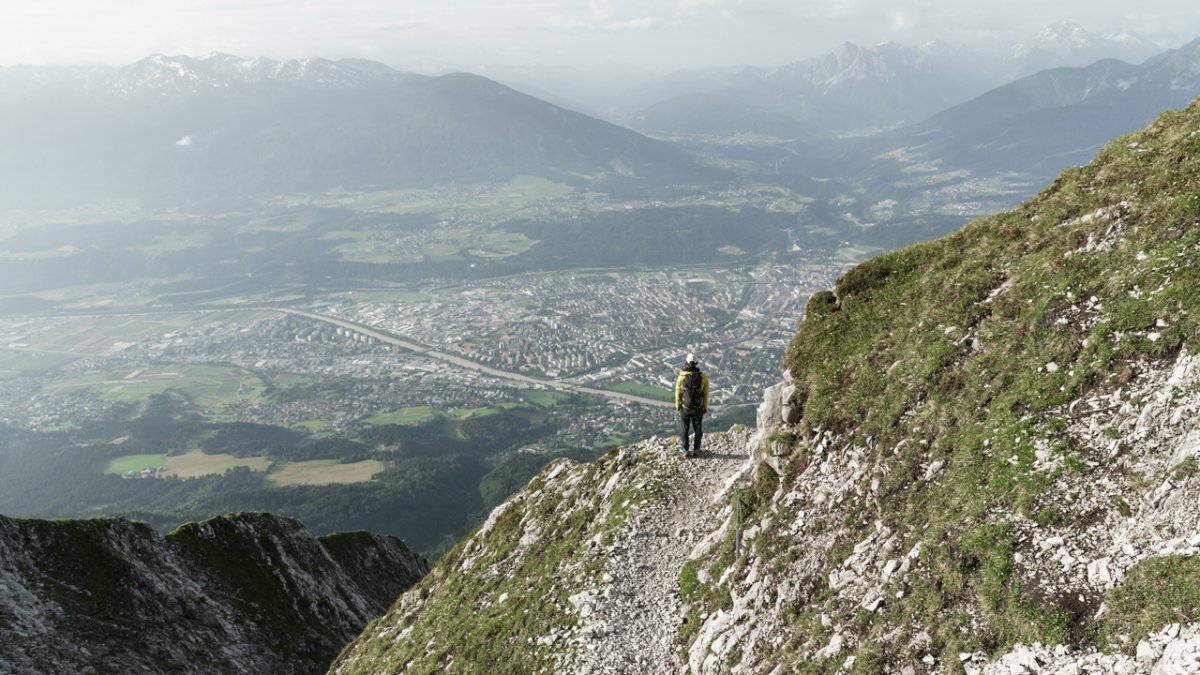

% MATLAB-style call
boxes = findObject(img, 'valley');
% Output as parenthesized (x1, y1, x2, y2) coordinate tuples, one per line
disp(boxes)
(0, 183, 844, 556)
(3, 25, 1200, 672)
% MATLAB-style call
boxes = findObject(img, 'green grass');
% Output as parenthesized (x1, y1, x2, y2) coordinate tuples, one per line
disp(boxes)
(603, 381, 673, 402)
(105, 453, 168, 475)
(520, 390, 568, 407)
(0, 349, 83, 378)
(1102, 556, 1200, 651)
(44, 363, 268, 411)
(160, 451, 273, 478)
(450, 406, 507, 420)
(132, 231, 213, 256)
(104, 451, 272, 478)
(366, 406, 443, 425)
(292, 419, 334, 434)
(336, 446, 665, 673)
(1, 313, 277, 375)
(1171, 456, 1199, 482)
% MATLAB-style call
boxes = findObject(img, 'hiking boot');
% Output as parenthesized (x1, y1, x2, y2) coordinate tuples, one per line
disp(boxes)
(678, 446, 689, 457)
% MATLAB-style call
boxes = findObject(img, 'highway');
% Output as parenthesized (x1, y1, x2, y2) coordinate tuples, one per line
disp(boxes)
(276, 308, 676, 409)
(12, 305, 676, 409)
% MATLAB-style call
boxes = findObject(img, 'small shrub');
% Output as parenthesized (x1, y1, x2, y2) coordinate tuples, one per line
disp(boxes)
(1171, 456, 1199, 482)
(805, 290, 839, 318)
(1112, 495, 1133, 518)
(1035, 506, 1063, 527)
(679, 561, 701, 602)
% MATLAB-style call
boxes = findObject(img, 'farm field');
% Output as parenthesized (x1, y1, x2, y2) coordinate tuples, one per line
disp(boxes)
(519, 390, 568, 407)
(366, 406, 442, 425)
(604, 381, 672, 402)
(0, 349, 82, 378)
(43, 363, 269, 411)
(1, 312, 275, 370)
(266, 459, 385, 486)
(105, 453, 169, 475)
(366, 404, 516, 426)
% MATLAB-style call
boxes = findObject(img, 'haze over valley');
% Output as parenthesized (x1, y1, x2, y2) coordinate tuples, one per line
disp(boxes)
(4, 16, 1200, 556)
(5, 5, 1200, 671)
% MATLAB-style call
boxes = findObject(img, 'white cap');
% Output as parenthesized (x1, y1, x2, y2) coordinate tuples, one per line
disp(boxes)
(686, 353, 697, 364)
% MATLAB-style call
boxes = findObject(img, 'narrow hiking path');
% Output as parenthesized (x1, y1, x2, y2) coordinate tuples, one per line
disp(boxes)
(576, 429, 753, 674)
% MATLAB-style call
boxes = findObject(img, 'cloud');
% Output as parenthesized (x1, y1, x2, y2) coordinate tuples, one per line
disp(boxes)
(546, 1, 674, 32)
(889, 9, 913, 31)
(371, 23, 422, 33)
(607, 16, 671, 30)
(547, 15, 670, 31)
(175, 135, 195, 147)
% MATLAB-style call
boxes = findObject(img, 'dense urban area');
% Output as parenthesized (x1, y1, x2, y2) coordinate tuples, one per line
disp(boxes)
(0, 255, 839, 454)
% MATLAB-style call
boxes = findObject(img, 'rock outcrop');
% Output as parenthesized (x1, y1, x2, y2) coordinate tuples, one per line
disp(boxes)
(0, 512, 427, 674)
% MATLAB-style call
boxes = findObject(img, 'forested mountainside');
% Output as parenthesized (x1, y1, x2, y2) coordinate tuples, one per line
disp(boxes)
(0, 512, 427, 674)
(333, 99, 1200, 673)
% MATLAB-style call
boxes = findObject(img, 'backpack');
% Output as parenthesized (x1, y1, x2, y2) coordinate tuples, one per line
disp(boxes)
(680, 371, 704, 411)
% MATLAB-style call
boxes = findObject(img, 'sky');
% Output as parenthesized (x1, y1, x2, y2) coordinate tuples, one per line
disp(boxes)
(3, 0, 1200, 78)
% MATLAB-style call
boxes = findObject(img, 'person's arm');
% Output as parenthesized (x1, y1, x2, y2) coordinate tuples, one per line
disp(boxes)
(701, 374, 709, 413)
(674, 372, 683, 410)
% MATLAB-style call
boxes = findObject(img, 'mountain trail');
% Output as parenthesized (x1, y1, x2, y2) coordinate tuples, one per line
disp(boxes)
(575, 429, 753, 674)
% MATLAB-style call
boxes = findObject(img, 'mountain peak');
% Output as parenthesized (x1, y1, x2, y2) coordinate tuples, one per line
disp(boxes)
(1010, 21, 1161, 74)
(96, 52, 416, 97)
(1038, 20, 1088, 40)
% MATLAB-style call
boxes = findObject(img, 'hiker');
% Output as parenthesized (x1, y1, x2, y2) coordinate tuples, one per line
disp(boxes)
(674, 353, 709, 457)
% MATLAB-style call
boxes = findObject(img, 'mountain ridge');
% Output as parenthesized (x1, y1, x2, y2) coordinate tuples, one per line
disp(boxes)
(0, 61, 709, 207)
(625, 22, 1168, 137)
(332, 98, 1200, 672)
(0, 511, 428, 674)
(860, 37, 1200, 178)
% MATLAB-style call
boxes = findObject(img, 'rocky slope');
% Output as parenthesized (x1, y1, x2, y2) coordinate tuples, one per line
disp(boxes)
(331, 430, 754, 674)
(0, 511, 428, 674)
(333, 99, 1200, 674)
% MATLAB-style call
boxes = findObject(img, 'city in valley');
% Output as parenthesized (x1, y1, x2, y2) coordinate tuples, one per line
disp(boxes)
(0, 256, 840, 463)
(0, 177, 865, 549)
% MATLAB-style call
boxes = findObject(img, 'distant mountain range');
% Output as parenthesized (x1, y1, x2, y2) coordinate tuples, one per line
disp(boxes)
(0, 54, 710, 207)
(736, 37, 1200, 250)
(96, 53, 428, 96)
(623, 22, 1168, 137)
(1008, 21, 1163, 77)
(630, 40, 989, 135)
(856, 37, 1200, 186)
(3, 34, 1197, 255)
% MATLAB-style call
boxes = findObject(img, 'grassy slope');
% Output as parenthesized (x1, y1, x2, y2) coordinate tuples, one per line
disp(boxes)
(331, 447, 666, 674)
(764, 98, 1200, 666)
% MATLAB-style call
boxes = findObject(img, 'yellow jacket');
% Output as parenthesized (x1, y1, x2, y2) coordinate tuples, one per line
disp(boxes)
(674, 367, 709, 412)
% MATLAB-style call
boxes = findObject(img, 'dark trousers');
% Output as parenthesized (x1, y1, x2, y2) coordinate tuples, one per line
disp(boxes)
(679, 409, 703, 452)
